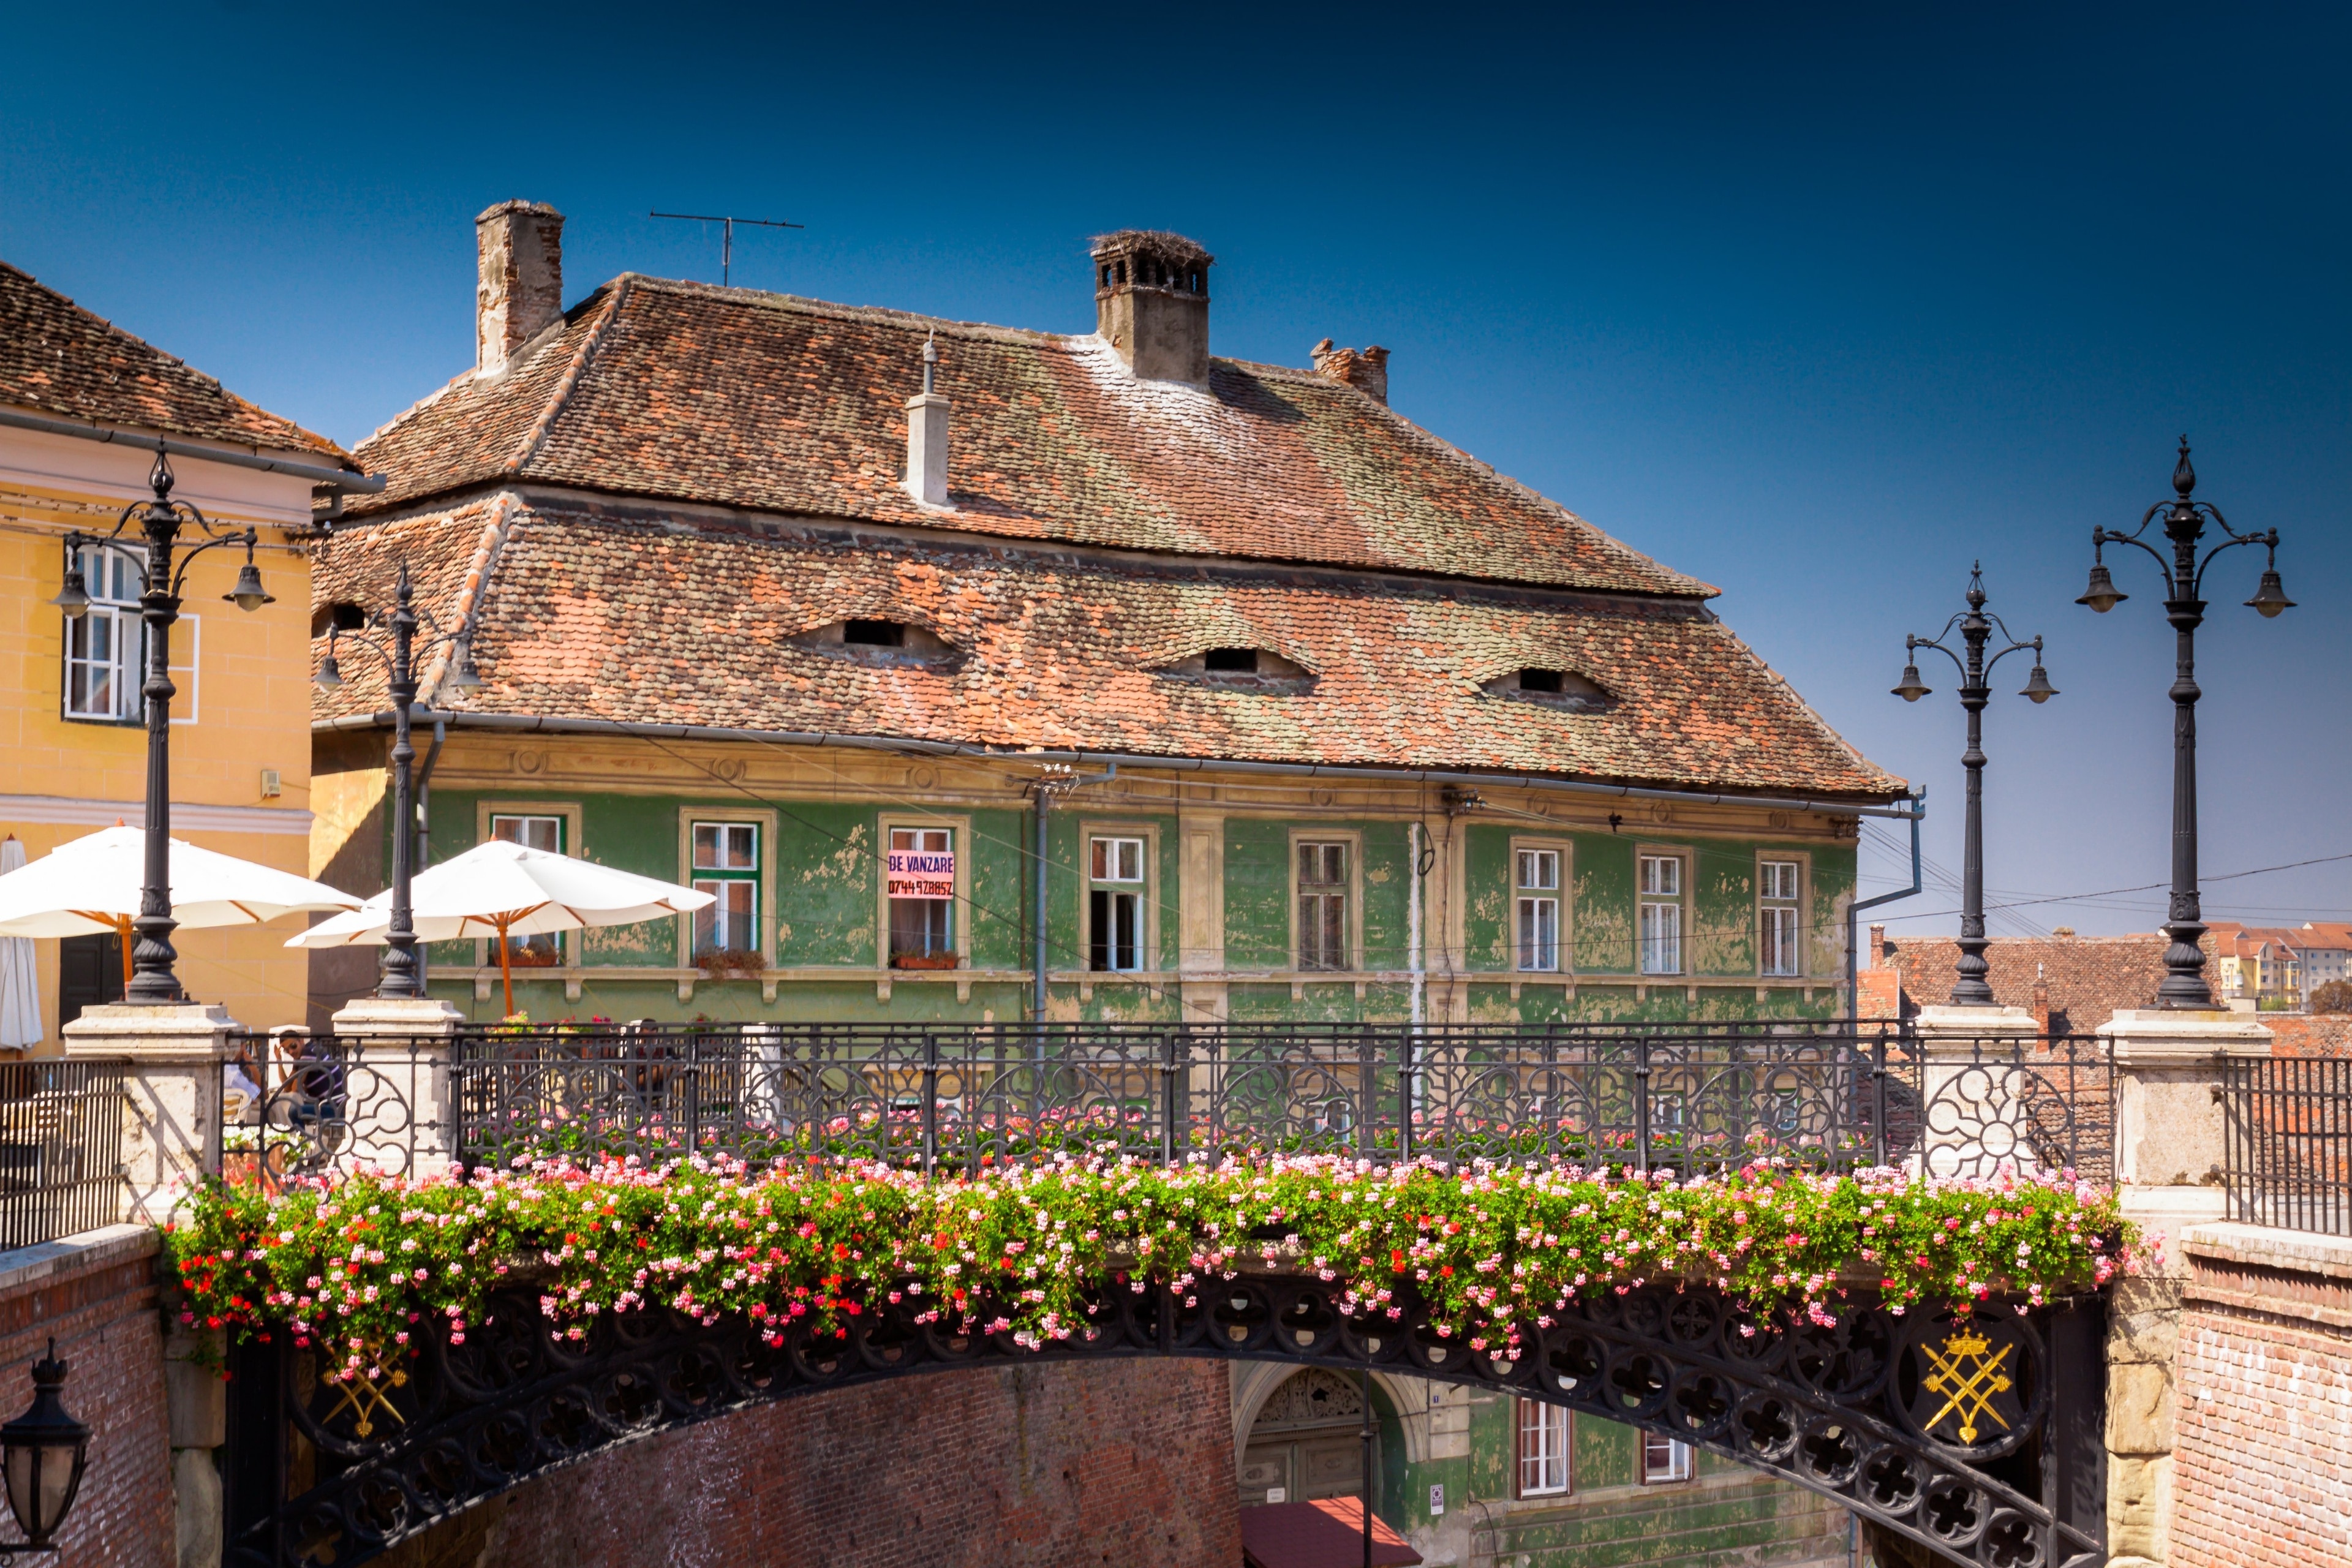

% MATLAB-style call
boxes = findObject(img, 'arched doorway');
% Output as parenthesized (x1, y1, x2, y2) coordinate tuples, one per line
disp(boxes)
(1239, 1366, 1380, 1509)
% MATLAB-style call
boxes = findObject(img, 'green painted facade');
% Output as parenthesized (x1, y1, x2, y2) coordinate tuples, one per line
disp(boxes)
(306, 745, 1863, 1027)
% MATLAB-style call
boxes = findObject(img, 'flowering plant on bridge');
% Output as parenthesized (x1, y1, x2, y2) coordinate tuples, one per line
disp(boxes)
(166, 1155, 2129, 1382)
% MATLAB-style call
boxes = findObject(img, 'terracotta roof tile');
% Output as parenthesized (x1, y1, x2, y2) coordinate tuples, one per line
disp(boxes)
(351, 278, 1706, 598)
(313, 501, 1902, 799)
(1877, 933, 2215, 1036)
(0, 260, 347, 461)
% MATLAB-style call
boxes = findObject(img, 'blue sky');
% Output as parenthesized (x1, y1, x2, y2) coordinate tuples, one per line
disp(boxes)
(5, 1, 2344, 937)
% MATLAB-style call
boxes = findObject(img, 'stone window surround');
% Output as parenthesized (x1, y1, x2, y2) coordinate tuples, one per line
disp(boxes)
(1078, 818, 1164, 976)
(1509, 834, 1572, 975)
(1287, 826, 1363, 974)
(876, 810, 973, 967)
(675, 806, 780, 968)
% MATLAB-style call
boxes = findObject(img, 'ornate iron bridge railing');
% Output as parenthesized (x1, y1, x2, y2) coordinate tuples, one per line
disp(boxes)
(218, 1273, 2109, 1568)
(226, 1019, 2112, 1185)
(0, 1057, 125, 1251)
(2222, 1053, 2352, 1235)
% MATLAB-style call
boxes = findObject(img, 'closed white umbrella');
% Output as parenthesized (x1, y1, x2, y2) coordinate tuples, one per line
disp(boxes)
(287, 839, 713, 1017)
(0, 839, 41, 1050)
(0, 826, 362, 993)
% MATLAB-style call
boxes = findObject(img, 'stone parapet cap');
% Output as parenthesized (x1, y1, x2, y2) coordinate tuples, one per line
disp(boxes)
(61, 1002, 238, 1062)
(2179, 1221, 2352, 1284)
(2100, 1008, 2271, 1065)
(1910, 1005, 2041, 1055)
(0, 1223, 157, 1298)
(331, 998, 465, 1039)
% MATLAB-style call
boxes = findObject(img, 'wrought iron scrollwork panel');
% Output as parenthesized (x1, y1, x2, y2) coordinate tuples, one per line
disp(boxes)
(224, 1276, 2103, 1568)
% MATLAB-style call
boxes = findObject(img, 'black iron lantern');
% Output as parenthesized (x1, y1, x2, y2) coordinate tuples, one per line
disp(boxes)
(2075, 559, 2125, 614)
(225, 553, 273, 612)
(1890, 642, 1932, 703)
(0, 1342, 87, 1553)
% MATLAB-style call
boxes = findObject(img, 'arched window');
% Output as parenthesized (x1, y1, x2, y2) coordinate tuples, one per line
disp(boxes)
(62, 545, 144, 722)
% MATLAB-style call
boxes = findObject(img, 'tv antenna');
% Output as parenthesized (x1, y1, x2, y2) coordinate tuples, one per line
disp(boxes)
(649, 211, 804, 287)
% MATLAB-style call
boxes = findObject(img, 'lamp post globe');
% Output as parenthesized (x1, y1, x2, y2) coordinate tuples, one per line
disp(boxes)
(0, 1341, 88, 1551)
(1893, 565, 2054, 1006)
(2079, 439, 2292, 1008)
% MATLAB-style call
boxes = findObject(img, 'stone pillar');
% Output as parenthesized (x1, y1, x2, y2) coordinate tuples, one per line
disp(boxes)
(164, 1325, 225, 1568)
(62, 1003, 236, 1226)
(2097, 1008, 2271, 1568)
(329, 997, 466, 1181)
(1909, 1005, 2043, 1180)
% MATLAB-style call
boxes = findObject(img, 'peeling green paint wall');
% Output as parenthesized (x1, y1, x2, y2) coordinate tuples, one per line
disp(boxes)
(400, 773, 1855, 1028)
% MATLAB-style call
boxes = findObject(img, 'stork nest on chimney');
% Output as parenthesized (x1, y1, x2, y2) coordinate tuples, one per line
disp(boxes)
(1087, 229, 1215, 272)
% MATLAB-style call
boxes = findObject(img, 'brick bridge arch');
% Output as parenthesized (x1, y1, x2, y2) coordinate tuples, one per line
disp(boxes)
(222, 1269, 2108, 1568)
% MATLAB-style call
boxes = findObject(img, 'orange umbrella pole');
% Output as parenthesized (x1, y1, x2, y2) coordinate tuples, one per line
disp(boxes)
(116, 916, 134, 993)
(496, 916, 516, 1020)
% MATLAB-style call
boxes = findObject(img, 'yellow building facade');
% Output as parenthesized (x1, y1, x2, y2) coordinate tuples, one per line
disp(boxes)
(1, 260, 369, 1046)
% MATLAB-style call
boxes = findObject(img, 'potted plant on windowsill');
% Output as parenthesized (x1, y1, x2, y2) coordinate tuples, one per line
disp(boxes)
(891, 952, 959, 971)
(503, 944, 562, 969)
(694, 947, 766, 979)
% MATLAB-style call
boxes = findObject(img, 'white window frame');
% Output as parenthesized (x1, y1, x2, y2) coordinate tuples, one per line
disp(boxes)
(61, 543, 144, 724)
(690, 820, 763, 959)
(1637, 850, 1686, 977)
(1085, 831, 1150, 974)
(1758, 856, 1804, 978)
(1642, 1432, 1694, 1484)
(167, 614, 200, 726)
(1513, 840, 1566, 973)
(1515, 1398, 1571, 1498)
(880, 816, 968, 967)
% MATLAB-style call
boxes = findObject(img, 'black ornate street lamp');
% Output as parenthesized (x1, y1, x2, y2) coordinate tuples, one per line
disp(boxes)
(314, 564, 481, 999)
(1893, 565, 2056, 1006)
(2079, 438, 2292, 1009)
(0, 1341, 88, 1554)
(51, 447, 273, 1005)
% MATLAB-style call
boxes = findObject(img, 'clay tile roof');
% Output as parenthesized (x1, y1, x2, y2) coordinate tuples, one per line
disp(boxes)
(0, 260, 347, 461)
(1877, 933, 2216, 1036)
(310, 502, 1903, 799)
(349, 276, 1709, 598)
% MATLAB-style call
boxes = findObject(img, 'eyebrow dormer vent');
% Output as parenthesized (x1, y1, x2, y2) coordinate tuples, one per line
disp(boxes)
(1159, 646, 1315, 693)
(795, 617, 962, 671)
(1485, 667, 1612, 713)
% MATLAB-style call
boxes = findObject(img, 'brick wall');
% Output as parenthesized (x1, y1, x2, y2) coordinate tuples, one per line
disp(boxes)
(0, 1226, 175, 1567)
(382, 1357, 1240, 1568)
(2168, 1227, 2352, 1568)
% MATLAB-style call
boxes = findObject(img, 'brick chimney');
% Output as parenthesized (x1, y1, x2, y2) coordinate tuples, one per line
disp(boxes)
(1090, 231, 1212, 385)
(1311, 339, 1390, 405)
(476, 200, 565, 375)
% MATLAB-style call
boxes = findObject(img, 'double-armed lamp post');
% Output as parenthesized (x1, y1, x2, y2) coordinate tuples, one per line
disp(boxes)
(314, 565, 480, 999)
(50, 447, 274, 1005)
(2077, 439, 2292, 1008)
(1892, 567, 2056, 1005)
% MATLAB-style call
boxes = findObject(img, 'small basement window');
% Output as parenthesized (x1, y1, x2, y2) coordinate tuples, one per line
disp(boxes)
(1483, 666, 1613, 714)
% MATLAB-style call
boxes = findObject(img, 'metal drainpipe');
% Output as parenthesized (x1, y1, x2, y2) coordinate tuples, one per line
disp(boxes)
(1845, 789, 1925, 1014)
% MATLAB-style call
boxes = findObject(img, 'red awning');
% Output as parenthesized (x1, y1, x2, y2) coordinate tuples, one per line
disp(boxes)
(1240, 1498, 1422, 1568)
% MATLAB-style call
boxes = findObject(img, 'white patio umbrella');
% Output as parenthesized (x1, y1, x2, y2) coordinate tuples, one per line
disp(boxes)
(0, 825, 362, 993)
(287, 839, 714, 1017)
(0, 839, 42, 1050)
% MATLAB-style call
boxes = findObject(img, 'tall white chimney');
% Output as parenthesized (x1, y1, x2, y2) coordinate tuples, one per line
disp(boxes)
(905, 334, 950, 507)
(475, 200, 565, 375)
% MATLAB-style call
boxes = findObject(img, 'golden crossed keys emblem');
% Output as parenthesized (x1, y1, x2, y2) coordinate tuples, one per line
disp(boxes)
(320, 1363, 409, 1439)
(1920, 1326, 2015, 1445)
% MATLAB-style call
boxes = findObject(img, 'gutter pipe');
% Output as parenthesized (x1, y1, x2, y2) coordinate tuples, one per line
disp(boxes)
(315, 710, 1918, 820)
(1845, 790, 1926, 1014)
(0, 405, 385, 493)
